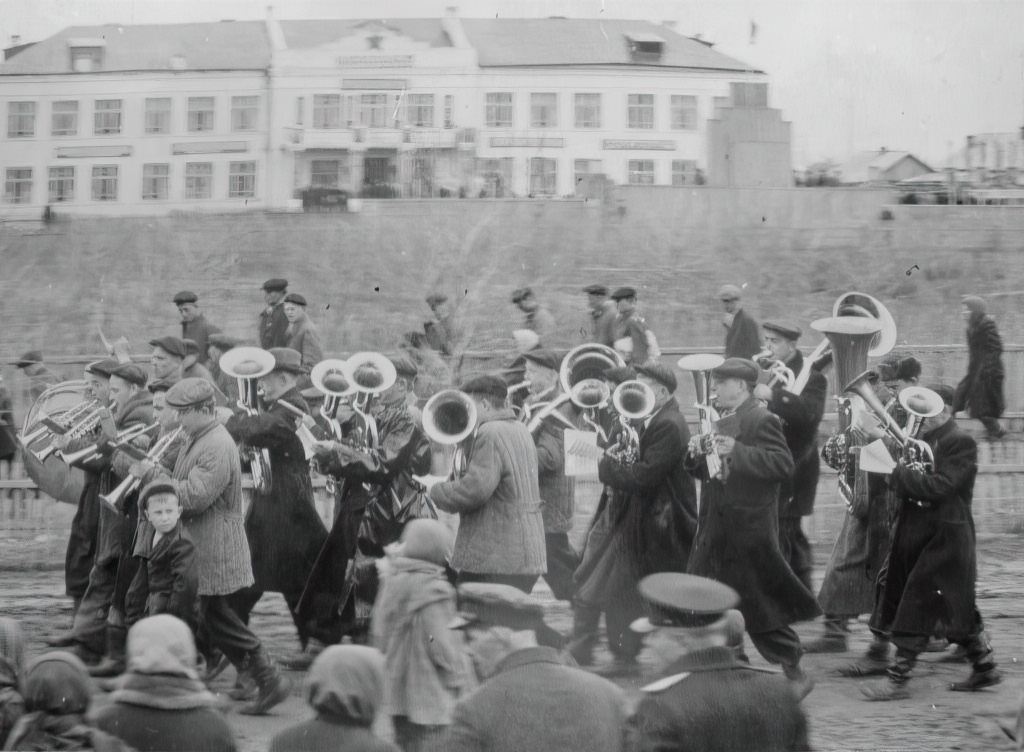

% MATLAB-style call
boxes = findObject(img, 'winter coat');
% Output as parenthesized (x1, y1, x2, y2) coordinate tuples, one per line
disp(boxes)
(723, 307, 762, 361)
(870, 418, 980, 638)
(370, 557, 471, 725)
(125, 523, 200, 629)
(767, 350, 828, 518)
(181, 314, 222, 367)
(284, 314, 325, 374)
(624, 646, 810, 752)
(686, 395, 820, 633)
(259, 302, 290, 350)
(953, 315, 1005, 419)
(95, 703, 235, 752)
(269, 720, 397, 752)
(225, 388, 327, 595)
(441, 647, 626, 752)
(430, 409, 547, 575)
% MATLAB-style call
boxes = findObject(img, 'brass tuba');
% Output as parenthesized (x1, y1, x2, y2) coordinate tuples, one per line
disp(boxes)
(607, 379, 656, 463)
(346, 352, 397, 450)
(754, 348, 795, 390)
(678, 354, 725, 478)
(553, 344, 626, 441)
(219, 346, 275, 494)
(422, 389, 478, 480)
(311, 359, 355, 440)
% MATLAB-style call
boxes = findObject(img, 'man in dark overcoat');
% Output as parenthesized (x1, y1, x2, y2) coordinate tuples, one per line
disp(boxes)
(624, 574, 811, 752)
(754, 321, 828, 592)
(953, 296, 1006, 438)
(686, 358, 819, 686)
(173, 291, 221, 367)
(719, 285, 761, 360)
(220, 348, 328, 645)
(860, 386, 1001, 700)
(584, 362, 697, 675)
(258, 278, 291, 350)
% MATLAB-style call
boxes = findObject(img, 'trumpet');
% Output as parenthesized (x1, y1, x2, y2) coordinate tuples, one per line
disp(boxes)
(678, 354, 725, 478)
(58, 422, 159, 467)
(32, 405, 107, 462)
(20, 399, 100, 446)
(99, 426, 184, 513)
(219, 347, 275, 494)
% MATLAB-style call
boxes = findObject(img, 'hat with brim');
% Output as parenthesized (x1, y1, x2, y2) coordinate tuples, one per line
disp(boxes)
(15, 350, 42, 369)
(262, 278, 288, 292)
(762, 320, 802, 341)
(610, 286, 637, 301)
(583, 284, 609, 296)
(711, 358, 760, 386)
(635, 362, 677, 393)
(172, 291, 198, 305)
(510, 287, 533, 304)
(207, 333, 239, 352)
(426, 293, 448, 306)
(147, 376, 180, 394)
(522, 348, 563, 372)
(717, 284, 742, 301)
(268, 347, 308, 375)
(389, 353, 418, 379)
(139, 480, 178, 510)
(165, 378, 216, 409)
(602, 365, 636, 385)
(460, 374, 509, 403)
(149, 336, 189, 359)
(632, 573, 740, 632)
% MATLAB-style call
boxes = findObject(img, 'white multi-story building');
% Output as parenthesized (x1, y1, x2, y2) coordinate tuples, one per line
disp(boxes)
(0, 15, 774, 215)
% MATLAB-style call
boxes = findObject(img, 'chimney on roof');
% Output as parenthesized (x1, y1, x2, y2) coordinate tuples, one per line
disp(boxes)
(10, 35, 20, 45)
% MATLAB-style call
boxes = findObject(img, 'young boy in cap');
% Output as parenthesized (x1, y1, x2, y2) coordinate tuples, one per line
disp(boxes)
(718, 284, 761, 360)
(610, 287, 660, 365)
(125, 481, 200, 635)
(259, 278, 291, 350)
(173, 291, 221, 367)
(625, 573, 810, 751)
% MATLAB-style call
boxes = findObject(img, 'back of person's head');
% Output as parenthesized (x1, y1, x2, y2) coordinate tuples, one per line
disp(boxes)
(21, 652, 93, 715)
(125, 615, 199, 679)
(399, 519, 454, 567)
(307, 646, 385, 727)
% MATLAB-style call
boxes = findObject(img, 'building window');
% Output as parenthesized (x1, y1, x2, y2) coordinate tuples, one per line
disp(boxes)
(574, 93, 601, 128)
(574, 159, 602, 186)
(94, 99, 122, 134)
(712, 96, 729, 112)
(48, 167, 74, 202)
(51, 101, 78, 136)
(229, 161, 256, 198)
(672, 160, 699, 185)
(185, 162, 212, 199)
(628, 160, 655, 184)
(296, 97, 304, 125)
(485, 92, 514, 128)
(529, 157, 557, 195)
(145, 98, 171, 134)
(142, 163, 170, 200)
(4, 168, 31, 203)
(671, 95, 698, 130)
(311, 159, 340, 188)
(405, 94, 434, 127)
(188, 97, 215, 132)
(360, 94, 389, 128)
(71, 47, 103, 70)
(91, 165, 118, 201)
(530, 93, 558, 128)
(444, 95, 454, 127)
(313, 95, 340, 128)
(7, 102, 35, 137)
(627, 94, 654, 130)
(231, 96, 259, 132)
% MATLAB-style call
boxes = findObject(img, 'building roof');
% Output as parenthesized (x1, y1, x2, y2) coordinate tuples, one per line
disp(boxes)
(838, 150, 933, 184)
(278, 19, 452, 49)
(0, 21, 271, 74)
(459, 19, 761, 71)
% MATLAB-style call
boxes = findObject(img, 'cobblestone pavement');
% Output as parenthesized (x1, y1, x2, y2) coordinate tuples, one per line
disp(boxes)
(2, 532, 1022, 751)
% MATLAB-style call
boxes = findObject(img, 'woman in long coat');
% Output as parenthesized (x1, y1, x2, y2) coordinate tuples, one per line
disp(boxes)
(952, 296, 1005, 438)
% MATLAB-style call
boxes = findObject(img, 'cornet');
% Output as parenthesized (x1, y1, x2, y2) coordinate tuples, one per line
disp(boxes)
(58, 422, 159, 467)
(678, 354, 725, 479)
(32, 404, 107, 462)
(99, 426, 184, 513)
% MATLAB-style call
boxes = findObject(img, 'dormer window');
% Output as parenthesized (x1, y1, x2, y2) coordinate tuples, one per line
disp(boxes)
(68, 38, 106, 72)
(625, 32, 664, 62)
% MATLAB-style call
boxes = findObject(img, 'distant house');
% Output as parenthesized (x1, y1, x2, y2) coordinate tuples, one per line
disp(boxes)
(837, 149, 933, 185)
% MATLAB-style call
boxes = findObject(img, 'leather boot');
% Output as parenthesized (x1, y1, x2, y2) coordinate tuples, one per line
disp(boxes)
(88, 625, 128, 677)
(860, 651, 913, 701)
(950, 633, 1002, 692)
(837, 637, 891, 677)
(803, 616, 849, 654)
(239, 647, 292, 715)
(225, 653, 257, 701)
(566, 601, 601, 667)
(782, 662, 815, 701)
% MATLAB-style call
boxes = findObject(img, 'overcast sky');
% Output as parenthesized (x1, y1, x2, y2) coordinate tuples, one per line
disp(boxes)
(3, 0, 1021, 167)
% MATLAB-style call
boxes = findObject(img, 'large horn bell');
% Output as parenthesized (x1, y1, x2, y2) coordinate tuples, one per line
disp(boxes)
(220, 347, 276, 379)
(898, 386, 944, 418)
(346, 352, 398, 395)
(833, 292, 897, 357)
(311, 359, 355, 397)
(422, 390, 478, 445)
(811, 317, 883, 394)
(612, 379, 656, 420)
(560, 344, 626, 407)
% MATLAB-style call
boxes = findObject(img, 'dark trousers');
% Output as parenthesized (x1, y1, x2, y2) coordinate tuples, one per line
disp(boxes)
(749, 625, 803, 667)
(70, 560, 118, 654)
(392, 716, 447, 752)
(543, 533, 580, 602)
(779, 517, 813, 592)
(225, 587, 305, 637)
(199, 595, 261, 666)
(457, 572, 539, 594)
(890, 615, 992, 677)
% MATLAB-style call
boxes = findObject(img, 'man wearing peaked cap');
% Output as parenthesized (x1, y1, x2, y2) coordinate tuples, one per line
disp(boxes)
(14, 350, 61, 401)
(756, 320, 829, 598)
(442, 582, 627, 752)
(173, 291, 221, 367)
(685, 349, 819, 688)
(149, 336, 225, 405)
(583, 285, 617, 347)
(569, 343, 697, 676)
(719, 284, 761, 360)
(610, 287, 661, 366)
(259, 278, 290, 350)
(521, 348, 580, 602)
(512, 287, 556, 351)
(623, 573, 811, 751)
(281, 295, 323, 389)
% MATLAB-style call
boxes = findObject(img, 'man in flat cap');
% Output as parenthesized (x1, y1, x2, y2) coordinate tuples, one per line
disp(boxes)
(14, 350, 61, 401)
(281, 293, 323, 388)
(685, 358, 819, 687)
(424, 293, 463, 359)
(217, 348, 328, 655)
(611, 287, 661, 366)
(149, 336, 224, 400)
(754, 321, 828, 594)
(583, 285, 617, 347)
(132, 378, 290, 714)
(419, 374, 546, 594)
(856, 385, 1000, 701)
(258, 278, 291, 350)
(297, 353, 432, 661)
(624, 574, 810, 752)
(511, 288, 556, 350)
(520, 349, 580, 602)
(173, 291, 222, 367)
(719, 284, 761, 360)
(580, 360, 696, 676)
(443, 582, 626, 752)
